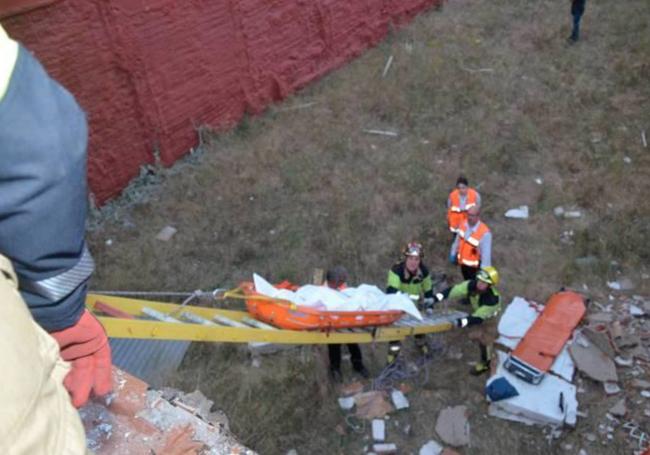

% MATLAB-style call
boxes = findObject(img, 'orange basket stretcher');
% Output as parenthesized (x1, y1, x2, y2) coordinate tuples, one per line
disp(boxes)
(240, 281, 403, 331)
(504, 291, 586, 384)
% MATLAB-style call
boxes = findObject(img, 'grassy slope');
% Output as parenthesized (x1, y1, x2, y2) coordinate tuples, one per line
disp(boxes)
(89, 0, 650, 453)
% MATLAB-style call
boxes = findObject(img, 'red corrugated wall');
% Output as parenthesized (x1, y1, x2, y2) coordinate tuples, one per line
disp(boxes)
(2, 0, 439, 205)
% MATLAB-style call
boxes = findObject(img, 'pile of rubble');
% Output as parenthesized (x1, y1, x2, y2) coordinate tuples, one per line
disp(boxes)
(485, 292, 650, 454)
(80, 369, 254, 454)
(334, 380, 467, 454)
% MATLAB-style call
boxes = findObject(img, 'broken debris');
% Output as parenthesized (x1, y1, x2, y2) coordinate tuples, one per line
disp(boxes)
(390, 390, 409, 410)
(155, 225, 177, 241)
(504, 205, 529, 219)
(372, 419, 386, 441)
(609, 398, 627, 417)
(569, 341, 618, 383)
(435, 405, 470, 447)
(419, 440, 443, 455)
(355, 391, 394, 420)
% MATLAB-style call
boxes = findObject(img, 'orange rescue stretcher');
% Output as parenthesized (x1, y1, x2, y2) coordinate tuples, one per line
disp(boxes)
(504, 291, 586, 384)
(241, 281, 403, 331)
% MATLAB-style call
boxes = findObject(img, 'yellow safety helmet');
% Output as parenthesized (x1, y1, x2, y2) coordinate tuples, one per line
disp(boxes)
(477, 266, 499, 286)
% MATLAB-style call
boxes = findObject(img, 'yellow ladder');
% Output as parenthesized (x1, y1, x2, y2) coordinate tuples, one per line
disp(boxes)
(87, 293, 464, 344)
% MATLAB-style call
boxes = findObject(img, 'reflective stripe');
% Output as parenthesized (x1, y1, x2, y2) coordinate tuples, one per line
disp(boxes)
(20, 246, 94, 301)
(467, 237, 480, 247)
(465, 202, 476, 210)
(450, 206, 462, 212)
(461, 258, 480, 266)
(449, 226, 458, 233)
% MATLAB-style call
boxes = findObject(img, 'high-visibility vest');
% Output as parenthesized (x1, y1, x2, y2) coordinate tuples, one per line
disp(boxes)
(447, 188, 479, 233)
(457, 221, 490, 267)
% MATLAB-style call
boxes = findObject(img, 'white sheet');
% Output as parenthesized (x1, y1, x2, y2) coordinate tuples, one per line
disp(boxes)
(253, 274, 423, 320)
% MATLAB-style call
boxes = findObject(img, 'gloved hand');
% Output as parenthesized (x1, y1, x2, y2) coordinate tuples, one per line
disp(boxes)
(455, 317, 469, 328)
(49, 309, 112, 407)
(448, 252, 457, 265)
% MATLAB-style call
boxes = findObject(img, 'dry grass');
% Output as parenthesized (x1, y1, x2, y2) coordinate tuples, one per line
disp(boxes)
(89, 0, 650, 453)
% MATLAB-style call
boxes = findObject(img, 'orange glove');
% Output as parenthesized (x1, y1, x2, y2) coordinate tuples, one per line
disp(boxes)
(49, 309, 112, 408)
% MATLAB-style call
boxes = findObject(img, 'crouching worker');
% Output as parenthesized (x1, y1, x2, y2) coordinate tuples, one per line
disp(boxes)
(386, 243, 435, 363)
(325, 266, 369, 382)
(432, 266, 501, 375)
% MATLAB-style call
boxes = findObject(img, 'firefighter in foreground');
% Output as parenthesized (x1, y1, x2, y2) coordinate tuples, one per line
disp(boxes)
(386, 242, 435, 363)
(432, 266, 501, 375)
(0, 24, 111, 452)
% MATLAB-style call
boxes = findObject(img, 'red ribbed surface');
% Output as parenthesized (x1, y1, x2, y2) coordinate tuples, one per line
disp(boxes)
(3, 0, 439, 204)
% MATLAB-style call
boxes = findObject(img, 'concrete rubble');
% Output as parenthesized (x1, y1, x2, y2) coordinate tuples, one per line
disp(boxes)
(434, 405, 470, 447)
(80, 368, 254, 454)
(504, 205, 529, 219)
(354, 391, 394, 419)
(372, 419, 386, 441)
(419, 439, 443, 455)
(155, 225, 177, 241)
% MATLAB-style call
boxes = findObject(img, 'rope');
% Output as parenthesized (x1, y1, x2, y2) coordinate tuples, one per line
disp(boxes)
(371, 335, 446, 391)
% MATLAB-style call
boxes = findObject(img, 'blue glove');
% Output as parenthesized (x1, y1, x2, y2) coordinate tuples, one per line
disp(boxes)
(448, 252, 457, 265)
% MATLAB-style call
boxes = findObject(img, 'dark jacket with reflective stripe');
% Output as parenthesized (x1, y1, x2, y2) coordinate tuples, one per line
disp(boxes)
(0, 45, 93, 331)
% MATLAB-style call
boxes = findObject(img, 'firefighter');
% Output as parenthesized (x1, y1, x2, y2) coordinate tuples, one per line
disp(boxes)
(325, 266, 370, 381)
(386, 242, 435, 363)
(0, 24, 111, 452)
(446, 175, 481, 235)
(449, 206, 492, 281)
(432, 266, 501, 375)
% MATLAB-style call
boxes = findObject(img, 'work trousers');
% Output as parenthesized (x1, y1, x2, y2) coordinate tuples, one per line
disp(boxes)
(328, 343, 363, 371)
(571, 1, 586, 40)
(461, 265, 478, 281)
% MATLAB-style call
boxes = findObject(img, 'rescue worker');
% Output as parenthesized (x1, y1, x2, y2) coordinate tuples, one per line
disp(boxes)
(0, 24, 112, 451)
(325, 266, 369, 381)
(432, 266, 501, 375)
(386, 242, 435, 363)
(569, 0, 587, 43)
(449, 206, 492, 281)
(446, 175, 481, 235)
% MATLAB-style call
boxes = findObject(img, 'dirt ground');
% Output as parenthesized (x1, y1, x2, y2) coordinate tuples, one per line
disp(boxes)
(87, 0, 650, 453)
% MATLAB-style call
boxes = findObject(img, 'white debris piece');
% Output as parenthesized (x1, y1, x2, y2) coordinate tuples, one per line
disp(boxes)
(641, 390, 650, 398)
(155, 226, 177, 241)
(553, 206, 565, 217)
(629, 304, 644, 316)
(488, 351, 578, 427)
(564, 210, 582, 219)
(504, 205, 529, 219)
(373, 443, 397, 454)
(419, 439, 443, 455)
(253, 274, 422, 319)
(372, 419, 386, 441)
(614, 356, 633, 367)
(390, 390, 409, 410)
(535, 177, 543, 185)
(338, 397, 355, 410)
(604, 382, 621, 395)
